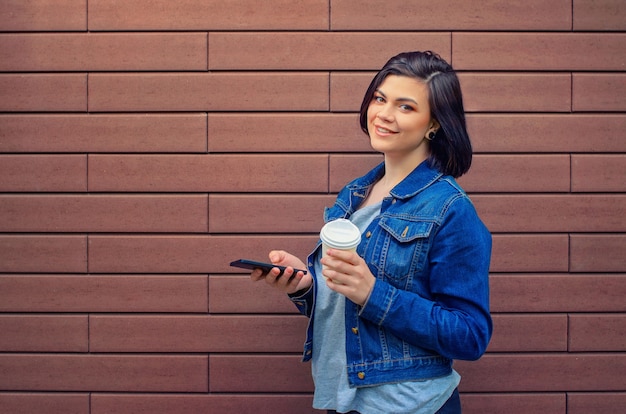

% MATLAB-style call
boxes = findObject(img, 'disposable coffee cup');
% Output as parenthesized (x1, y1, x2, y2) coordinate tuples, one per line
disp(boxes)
(320, 219, 361, 279)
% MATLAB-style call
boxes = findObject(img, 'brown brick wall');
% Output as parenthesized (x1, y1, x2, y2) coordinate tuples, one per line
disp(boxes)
(1, 1, 625, 413)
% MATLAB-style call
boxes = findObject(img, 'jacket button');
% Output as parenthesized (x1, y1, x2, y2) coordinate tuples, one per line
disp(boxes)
(365, 231, 372, 238)
(351, 327, 358, 335)
(358, 372, 365, 380)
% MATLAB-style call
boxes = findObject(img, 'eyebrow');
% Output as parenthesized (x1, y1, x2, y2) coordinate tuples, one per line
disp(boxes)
(375, 89, 419, 106)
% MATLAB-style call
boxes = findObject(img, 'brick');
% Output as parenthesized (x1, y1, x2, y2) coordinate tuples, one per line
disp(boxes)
(0, 315, 87, 352)
(88, 154, 328, 192)
(490, 275, 626, 313)
(573, 74, 626, 111)
(209, 194, 333, 233)
(572, 155, 626, 192)
(467, 114, 626, 153)
(209, 32, 450, 70)
(331, 0, 571, 30)
(459, 155, 570, 193)
(490, 235, 569, 273)
(0, 393, 89, 414)
(574, 0, 626, 30)
(88, 235, 317, 273)
(0, 74, 87, 112)
(0, 33, 207, 72)
(453, 33, 626, 71)
(0, 354, 207, 392)
(462, 393, 565, 414)
(488, 315, 567, 352)
(459, 73, 572, 113)
(472, 195, 626, 233)
(0, 195, 207, 233)
(330, 72, 375, 112)
(456, 354, 626, 392)
(88, 73, 328, 112)
(208, 113, 370, 153)
(0, 114, 207, 153)
(0, 236, 86, 273)
(330, 73, 573, 112)
(91, 394, 316, 414)
(570, 234, 626, 272)
(569, 314, 626, 352)
(0, 0, 86, 31)
(89, 0, 328, 30)
(476, 196, 625, 237)
(0, 74, 86, 112)
(329, 154, 384, 192)
(209, 355, 313, 392)
(90, 315, 307, 353)
(568, 392, 626, 414)
(0, 275, 207, 313)
(209, 275, 299, 314)
(0, 155, 86, 192)
(332, 155, 571, 194)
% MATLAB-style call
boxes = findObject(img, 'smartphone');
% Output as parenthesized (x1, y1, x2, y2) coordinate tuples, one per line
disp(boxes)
(230, 259, 307, 276)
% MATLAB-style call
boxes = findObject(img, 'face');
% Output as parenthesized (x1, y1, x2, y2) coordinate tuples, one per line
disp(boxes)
(367, 75, 439, 163)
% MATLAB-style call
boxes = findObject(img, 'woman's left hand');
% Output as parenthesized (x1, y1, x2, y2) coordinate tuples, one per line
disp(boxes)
(321, 248, 376, 306)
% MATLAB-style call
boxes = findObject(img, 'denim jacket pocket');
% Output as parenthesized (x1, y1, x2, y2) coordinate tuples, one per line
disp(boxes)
(375, 217, 434, 286)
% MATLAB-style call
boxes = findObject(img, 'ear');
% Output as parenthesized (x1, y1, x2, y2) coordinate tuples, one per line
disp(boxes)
(429, 119, 440, 133)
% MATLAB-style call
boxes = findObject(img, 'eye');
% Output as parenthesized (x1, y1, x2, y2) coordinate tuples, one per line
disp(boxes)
(372, 94, 385, 103)
(399, 104, 414, 111)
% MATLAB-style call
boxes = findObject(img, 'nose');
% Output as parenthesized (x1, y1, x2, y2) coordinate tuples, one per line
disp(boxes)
(376, 104, 394, 122)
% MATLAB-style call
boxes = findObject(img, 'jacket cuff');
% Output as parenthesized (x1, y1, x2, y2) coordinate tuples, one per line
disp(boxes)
(288, 285, 314, 317)
(359, 279, 395, 325)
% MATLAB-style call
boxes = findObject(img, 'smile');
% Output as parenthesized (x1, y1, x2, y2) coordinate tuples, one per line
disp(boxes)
(375, 125, 397, 134)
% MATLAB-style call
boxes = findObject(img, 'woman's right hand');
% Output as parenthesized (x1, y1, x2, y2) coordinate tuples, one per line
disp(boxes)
(250, 250, 312, 295)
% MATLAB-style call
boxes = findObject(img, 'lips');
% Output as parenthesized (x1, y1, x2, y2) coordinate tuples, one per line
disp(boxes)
(374, 125, 397, 135)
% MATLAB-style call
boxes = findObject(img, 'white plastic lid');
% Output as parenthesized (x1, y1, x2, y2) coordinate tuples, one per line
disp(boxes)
(320, 219, 361, 249)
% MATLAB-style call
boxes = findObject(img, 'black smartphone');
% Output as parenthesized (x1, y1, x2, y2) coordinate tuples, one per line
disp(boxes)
(230, 259, 307, 276)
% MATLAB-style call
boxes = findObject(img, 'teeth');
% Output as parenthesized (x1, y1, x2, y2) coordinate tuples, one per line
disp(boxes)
(377, 127, 393, 133)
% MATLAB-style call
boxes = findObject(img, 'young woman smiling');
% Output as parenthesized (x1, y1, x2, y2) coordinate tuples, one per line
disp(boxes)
(251, 51, 492, 414)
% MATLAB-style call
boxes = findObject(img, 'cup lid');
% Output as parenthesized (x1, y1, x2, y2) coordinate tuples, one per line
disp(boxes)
(320, 219, 361, 249)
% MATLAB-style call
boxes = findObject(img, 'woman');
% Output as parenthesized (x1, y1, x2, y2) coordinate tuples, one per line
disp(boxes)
(251, 51, 492, 414)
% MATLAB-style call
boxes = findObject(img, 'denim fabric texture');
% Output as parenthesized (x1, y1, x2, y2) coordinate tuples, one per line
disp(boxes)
(290, 161, 492, 388)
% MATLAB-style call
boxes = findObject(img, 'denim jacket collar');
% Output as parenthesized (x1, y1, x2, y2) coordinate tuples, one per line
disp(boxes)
(347, 160, 444, 202)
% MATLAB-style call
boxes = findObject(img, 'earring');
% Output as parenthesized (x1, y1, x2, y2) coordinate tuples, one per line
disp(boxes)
(427, 131, 436, 141)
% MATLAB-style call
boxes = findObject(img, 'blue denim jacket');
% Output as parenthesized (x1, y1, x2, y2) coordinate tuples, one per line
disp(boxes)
(290, 161, 492, 388)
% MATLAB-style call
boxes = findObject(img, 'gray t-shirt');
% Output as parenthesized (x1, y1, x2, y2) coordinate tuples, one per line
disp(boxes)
(312, 202, 460, 413)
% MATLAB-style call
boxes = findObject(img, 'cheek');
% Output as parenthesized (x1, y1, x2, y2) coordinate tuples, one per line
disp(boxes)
(398, 115, 430, 134)
(366, 105, 378, 125)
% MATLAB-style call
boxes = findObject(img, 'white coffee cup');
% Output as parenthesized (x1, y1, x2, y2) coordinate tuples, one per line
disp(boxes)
(320, 219, 361, 278)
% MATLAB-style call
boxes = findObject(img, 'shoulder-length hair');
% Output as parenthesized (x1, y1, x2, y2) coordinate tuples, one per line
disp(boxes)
(359, 51, 472, 178)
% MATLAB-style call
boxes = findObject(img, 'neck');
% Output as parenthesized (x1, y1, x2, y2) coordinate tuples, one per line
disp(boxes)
(360, 154, 427, 208)
(381, 152, 429, 189)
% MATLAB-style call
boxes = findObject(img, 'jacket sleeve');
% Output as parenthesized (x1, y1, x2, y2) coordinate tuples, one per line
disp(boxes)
(288, 285, 314, 317)
(358, 196, 493, 361)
